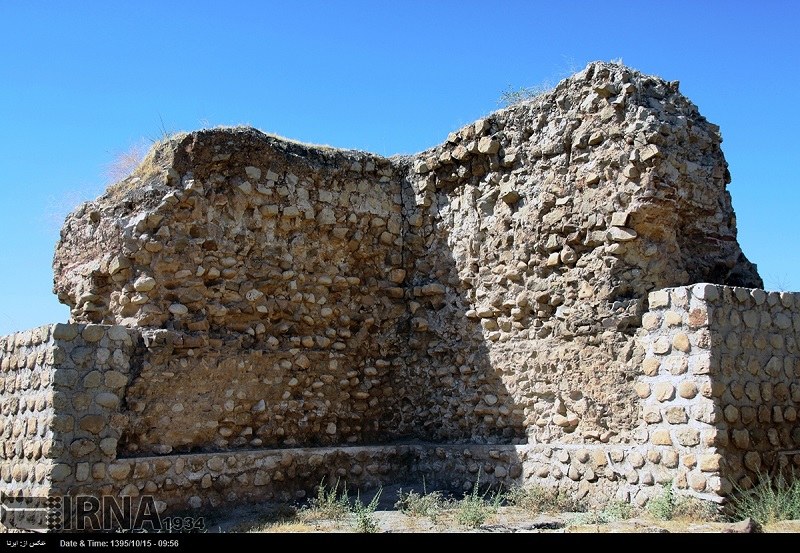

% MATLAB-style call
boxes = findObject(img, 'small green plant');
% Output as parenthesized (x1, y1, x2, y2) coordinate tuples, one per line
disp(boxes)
(647, 482, 676, 521)
(395, 478, 447, 522)
(455, 472, 503, 529)
(727, 470, 800, 525)
(351, 488, 382, 533)
(505, 484, 586, 513)
(305, 477, 350, 520)
(498, 82, 553, 107)
(567, 500, 633, 527)
(602, 499, 634, 521)
(567, 510, 606, 527)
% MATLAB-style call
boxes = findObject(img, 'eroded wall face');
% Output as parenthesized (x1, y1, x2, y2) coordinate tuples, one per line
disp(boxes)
(51, 64, 762, 452)
(121, 342, 411, 454)
(400, 63, 761, 446)
(56, 134, 416, 453)
(2, 293, 800, 521)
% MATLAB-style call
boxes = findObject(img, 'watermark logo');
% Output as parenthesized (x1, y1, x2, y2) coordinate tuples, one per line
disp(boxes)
(0, 493, 204, 532)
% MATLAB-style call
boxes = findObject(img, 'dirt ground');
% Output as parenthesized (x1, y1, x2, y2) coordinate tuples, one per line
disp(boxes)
(196, 484, 800, 534)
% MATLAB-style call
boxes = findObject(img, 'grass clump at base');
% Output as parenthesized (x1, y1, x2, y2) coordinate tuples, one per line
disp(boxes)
(351, 488, 382, 533)
(727, 471, 800, 525)
(395, 479, 448, 522)
(567, 500, 634, 527)
(647, 483, 676, 521)
(505, 484, 587, 514)
(454, 472, 504, 529)
(303, 478, 351, 521)
(646, 482, 721, 522)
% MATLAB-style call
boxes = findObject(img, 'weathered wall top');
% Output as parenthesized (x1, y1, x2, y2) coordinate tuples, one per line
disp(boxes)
(51, 61, 762, 450)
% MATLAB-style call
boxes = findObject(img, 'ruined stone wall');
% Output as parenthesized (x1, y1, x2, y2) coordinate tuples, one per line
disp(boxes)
(54, 137, 417, 453)
(4, 62, 793, 526)
(3, 282, 800, 521)
(52, 62, 761, 452)
(399, 62, 761, 446)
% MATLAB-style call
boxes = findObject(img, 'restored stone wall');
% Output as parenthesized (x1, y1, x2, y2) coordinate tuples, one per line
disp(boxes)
(0, 324, 139, 493)
(46, 324, 139, 492)
(0, 326, 56, 499)
(639, 284, 800, 499)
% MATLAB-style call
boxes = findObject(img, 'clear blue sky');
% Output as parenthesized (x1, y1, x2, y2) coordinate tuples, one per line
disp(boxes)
(1, 1, 798, 336)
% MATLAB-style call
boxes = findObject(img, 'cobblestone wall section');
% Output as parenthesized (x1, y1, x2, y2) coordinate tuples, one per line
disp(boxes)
(3, 62, 798, 529)
(709, 286, 800, 486)
(53, 62, 762, 453)
(637, 284, 800, 502)
(62, 444, 523, 513)
(0, 326, 56, 498)
(46, 324, 140, 493)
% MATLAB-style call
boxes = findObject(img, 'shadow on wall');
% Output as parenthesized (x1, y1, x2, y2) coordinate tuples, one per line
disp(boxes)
(103, 133, 526, 459)
(395, 181, 527, 444)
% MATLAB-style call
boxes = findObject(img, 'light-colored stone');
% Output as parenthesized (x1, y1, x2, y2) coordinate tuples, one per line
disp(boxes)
(169, 303, 189, 315)
(653, 382, 675, 402)
(642, 358, 661, 376)
(664, 406, 687, 424)
(651, 429, 672, 445)
(108, 463, 132, 480)
(649, 290, 670, 309)
(677, 381, 697, 399)
(688, 472, 707, 492)
(133, 276, 157, 292)
(675, 428, 700, 447)
(633, 382, 650, 398)
(672, 333, 691, 353)
(699, 454, 722, 472)
(607, 226, 638, 242)
(477, 136, 500, 154)
(641, 312, 660, 330)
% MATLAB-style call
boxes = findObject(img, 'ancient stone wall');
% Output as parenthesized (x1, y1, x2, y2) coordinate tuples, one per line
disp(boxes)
(2, 300, 799, 524)
(53, 138, 418, 453)
(52, 62, 762, 453)
(399, 61, 760, 446)
(2, 62, 795, 529)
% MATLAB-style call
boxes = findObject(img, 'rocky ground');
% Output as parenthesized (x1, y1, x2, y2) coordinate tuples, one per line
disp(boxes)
(204, 504, 800, 534)
(195, 484, 800, 534)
